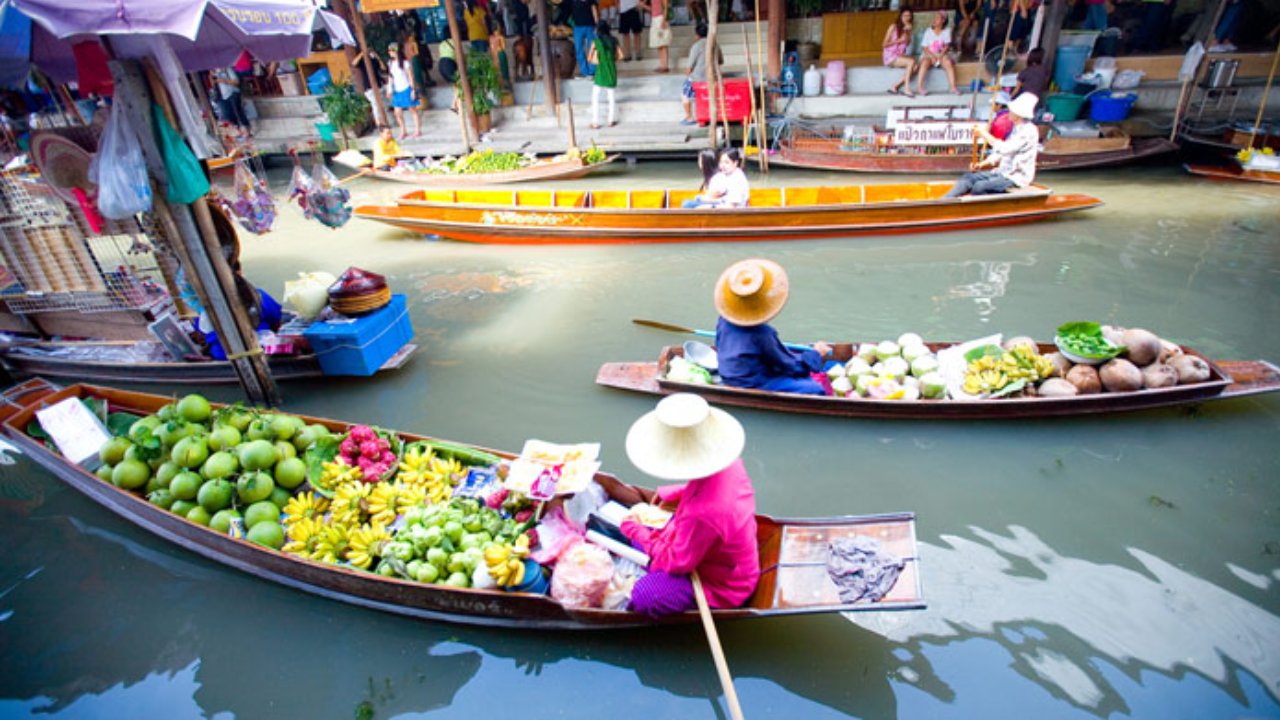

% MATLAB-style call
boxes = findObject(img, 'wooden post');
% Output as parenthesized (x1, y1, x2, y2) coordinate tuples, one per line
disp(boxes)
(331, 0, 365, 92)
(706, 0, 721, 148)
(109, 59, 279, 406)
(1247, 41, 1280, 149)
(766, 0, 784, 79)
(444, 0, 479, 148)
(345, 0, 390, 130)
(533, 0, 560, 113)
(566, 97, 578, 148)
(1039, 0, 1071, 82)
(742, 25, 762, 171)
(188, 72, 228, 156)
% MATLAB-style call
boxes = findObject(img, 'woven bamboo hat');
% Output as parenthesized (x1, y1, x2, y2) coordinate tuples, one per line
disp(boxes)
(31, 132, 95, 205)
(714, 258, 789, 327)
(1008, 93, 1039, 119)
(625, 393, 745, 482)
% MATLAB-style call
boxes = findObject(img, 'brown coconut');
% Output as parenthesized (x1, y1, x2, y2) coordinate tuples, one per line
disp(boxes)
(1004, 336, 1038, 353)
(1169, 354, 1211, 384)
(1157, 339, 1183, 365)
(1046, 352, 1073, 378)
(1141, 363, 1179, 389)
(1120, 328, 1162, 366)
(1101, 325, 1127, 347)
(1038, 378, 1079, 397)
(1066, 364, 1102, 394)
(1100, 358, 1144, 393)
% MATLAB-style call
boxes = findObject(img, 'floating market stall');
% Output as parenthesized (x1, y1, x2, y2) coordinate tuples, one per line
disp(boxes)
(333, 147, 620, 187)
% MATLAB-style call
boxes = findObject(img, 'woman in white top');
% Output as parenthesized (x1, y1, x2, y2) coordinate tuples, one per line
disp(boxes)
(706, 148, 750, 208)
(385, 43, 421, 139)
(915, 13, 960, 96)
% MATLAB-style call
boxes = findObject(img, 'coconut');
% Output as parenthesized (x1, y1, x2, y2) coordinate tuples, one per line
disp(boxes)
(1003, 335, 1038, 353)
(1066, 365, 1102, 394)
(919, 372, 947, 399)
(879, 356, 910, 381)
(1046, 352, 1073, 378)
(830, 375, 854, 396)
(1169, 354, 1211, 384)
(911, 355, 940, 378)
(1100, 358, 1143, 393)
(826, 364, 847, 380)
(1141, 363, 1179, 389)
(902, 375, 921, 390)
(1101, 325, 1127, 347)
(1120, 328, 1162, 366)
(856, 343, 878, 363)
(844, 357, 873, 377)
(901, 343, 930, 363)
(897, 332, 924, 348)
(875, 340, 901, 361)
(1038, 378, 1079, 397)
(854, 373, 877, 396)
(1157, 339, 1183, 365)
(899, 386, 922, 401)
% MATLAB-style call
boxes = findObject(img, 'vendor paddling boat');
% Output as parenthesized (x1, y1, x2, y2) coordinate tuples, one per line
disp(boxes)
(596, 341, 1280, 420)
(354, 182, 1102, 244)
(0, 379, 924, 629)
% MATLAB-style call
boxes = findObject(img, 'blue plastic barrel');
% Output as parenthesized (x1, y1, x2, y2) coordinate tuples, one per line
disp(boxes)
(1053, 46, 1091, 93)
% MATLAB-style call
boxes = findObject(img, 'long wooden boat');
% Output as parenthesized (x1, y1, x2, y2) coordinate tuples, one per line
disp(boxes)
(596, 343, 1280, 420)
(0, 342, 418, 384)
(0, 379, 924, 629)
(1184, 163, 1280, 185)
(338, 154, 620, 187)
(354, 182, 1102, 244)
(771, 134, 1178, 174)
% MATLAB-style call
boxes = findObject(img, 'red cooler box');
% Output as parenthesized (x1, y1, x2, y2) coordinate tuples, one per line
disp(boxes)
(303, 294, 413, 376)
(693, 78, 753, 125)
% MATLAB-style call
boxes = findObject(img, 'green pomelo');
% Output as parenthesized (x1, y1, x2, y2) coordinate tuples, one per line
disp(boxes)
(176, 394, 212, 423)
(144, 474, 169, 494)
(170, 499, 198, 517)
(128, 416, 162, 443)
(445, 572, 470, 588)
(270, 415, 300, 441)
(186, 505, 212, 526)
(200, 451, 239, 480)
(155, 461, 181, 487)
(268, 486, 292, 510)
(238, 440, 278, 471)
(223, 409, 252, 432)
(95, 463, 114, 482)
(156, 421, 194, 449)
(210, 509, 242, 534)
(112, 459, 151, 490)
(247, 521, 285, 550)
(273, 457, 307, 490)
(99, 437, 132, 465)
(236, 471, 275, 504)
(147, 488, 175, 510)
(245, 418, 273, 442)
(292, 424, 329, 451)
(156, 403, 178, 422)
(170, 436, 209, 469)
(197, 479, 234, 512)
(207, 425, 242, 452)
(273, 441, 297, 461)
(244, 500, 281, 529)
(169, 471, 203, 501)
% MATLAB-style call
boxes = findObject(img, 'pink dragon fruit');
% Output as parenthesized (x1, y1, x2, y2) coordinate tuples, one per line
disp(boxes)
(380, 450, 397, 465)
(514, 508, 533, 523)
(340, 437, 358, 456)
(349, 425, 375, 443)
(359, 441, 382, 459)
(485, 488, 509, 510)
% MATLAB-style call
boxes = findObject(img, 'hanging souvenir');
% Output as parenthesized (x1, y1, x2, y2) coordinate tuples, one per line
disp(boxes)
(226, 157, 275, 234)
(305, 157, 352, 229)
(286, 151, 319, 220)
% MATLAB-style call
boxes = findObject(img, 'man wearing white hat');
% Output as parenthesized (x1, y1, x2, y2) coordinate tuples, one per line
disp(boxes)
(712, 258, 834, 396)
(620, 393, 760, 616)
(944, 92, 1041, 198)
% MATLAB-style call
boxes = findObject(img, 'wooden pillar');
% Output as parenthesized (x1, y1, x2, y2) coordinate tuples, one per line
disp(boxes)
(1039, 0, 1071, 79)
(767, 0, 784, 79)
(444, 0, 479, 148)
(345, 0, 390, 127)
(706, 0, 721, 148)
(533, 0, 560, 111)
(332, 0, 367, 93)
(110, 59, 280, 406)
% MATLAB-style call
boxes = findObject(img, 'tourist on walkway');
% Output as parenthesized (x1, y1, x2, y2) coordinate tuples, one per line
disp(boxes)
(916, 12, 960, 95)
(619, 0, 645, 61)
(1207, 0, 1242, 52)
(385, 43, 421, 139)
(713, 258, 833, 395)
(956, 0, 981, 57)
(621, 393, 760, 617)
(944, 93, 1040, 197)
(884, 9, 917, 97)
(588, 21, 623, 127)
(437, 37, 461, 84)
(680, 22, 722, 125)
(212, 66, 251, 140)
(639, 0, 672, 72)
(464, 0, 492, 52)
(572, 0, 600, 76)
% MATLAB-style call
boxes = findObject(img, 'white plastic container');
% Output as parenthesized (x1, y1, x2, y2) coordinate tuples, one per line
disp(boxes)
(823, 61, 846, 95)
(803, 65, 822, 96)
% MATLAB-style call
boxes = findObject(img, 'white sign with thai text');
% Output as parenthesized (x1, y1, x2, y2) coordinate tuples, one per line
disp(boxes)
(894, 122, 975, 146)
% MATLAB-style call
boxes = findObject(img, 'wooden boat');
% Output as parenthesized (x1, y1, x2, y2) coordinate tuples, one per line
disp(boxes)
(771, 133, 1178, 174)
(0, 342, 418, 384)
(336, 154, 620, 187)
(596, 343, 1280, 420)
(0, 379, 924, 629)
(1184, 163, 1280, 185)
(354, 182, 1102, 244)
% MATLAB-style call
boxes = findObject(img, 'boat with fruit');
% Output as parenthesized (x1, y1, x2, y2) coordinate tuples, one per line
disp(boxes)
(334, 148, 620, 187)
(354, 182, 1102, 244)
(0, 379, 924, 629)
(596, 326, 1280, 420)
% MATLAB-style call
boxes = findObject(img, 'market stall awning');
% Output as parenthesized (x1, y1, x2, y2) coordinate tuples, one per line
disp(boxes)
(2, 0, 353, 83)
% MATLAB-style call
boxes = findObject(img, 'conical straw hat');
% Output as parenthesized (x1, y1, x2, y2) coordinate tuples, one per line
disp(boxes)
(31, 132, 95, 205)
(714, 258, 789, 327)
(625, 393, 745, 481)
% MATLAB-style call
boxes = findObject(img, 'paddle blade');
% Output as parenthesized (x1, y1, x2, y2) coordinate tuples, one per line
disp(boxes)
(632, 318, 697, 335)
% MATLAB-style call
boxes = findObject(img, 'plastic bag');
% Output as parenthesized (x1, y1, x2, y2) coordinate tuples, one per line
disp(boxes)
(283, 271, 337, 320)
(563, 480, 607, 531)
(305, 160, 352, 229)
(549, 539, 614, 609)
(529, 507, 583, 565)
(153, 104, 209, 204)
(89, 100, 152, 219)
(226, 159, 275, 234)
(287, 163, 319, 219)
(601, 557, 647, 611)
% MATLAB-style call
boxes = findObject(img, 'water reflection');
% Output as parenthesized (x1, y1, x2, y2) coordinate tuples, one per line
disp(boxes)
(851, 525, 1280, 715)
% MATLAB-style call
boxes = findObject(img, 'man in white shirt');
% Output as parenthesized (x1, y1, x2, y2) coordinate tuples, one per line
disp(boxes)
(944, 93, 1040, 197)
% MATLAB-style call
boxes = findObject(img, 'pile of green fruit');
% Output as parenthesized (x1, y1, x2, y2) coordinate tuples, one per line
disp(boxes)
(94, 393, 330, 551)
(375, 497, 535, 589)
(426, 149, 532, 175)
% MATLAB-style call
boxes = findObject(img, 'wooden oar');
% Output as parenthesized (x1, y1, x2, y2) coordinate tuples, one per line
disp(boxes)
(692, 572, 745, 720)
(631, 318, 810, 351)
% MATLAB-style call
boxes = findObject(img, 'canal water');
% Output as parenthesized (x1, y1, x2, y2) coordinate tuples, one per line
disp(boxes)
(1, 161, 1278, 719)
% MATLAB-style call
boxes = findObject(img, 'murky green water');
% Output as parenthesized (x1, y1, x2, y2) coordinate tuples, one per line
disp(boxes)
(2, 161, 1278, 719)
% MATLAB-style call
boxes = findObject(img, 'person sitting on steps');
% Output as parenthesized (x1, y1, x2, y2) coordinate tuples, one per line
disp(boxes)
(884, 9, 918, 97)
(916, 12, 961, 95)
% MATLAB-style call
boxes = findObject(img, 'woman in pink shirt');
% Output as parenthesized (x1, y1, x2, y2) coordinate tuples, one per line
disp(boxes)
(620, 393, 760, 616)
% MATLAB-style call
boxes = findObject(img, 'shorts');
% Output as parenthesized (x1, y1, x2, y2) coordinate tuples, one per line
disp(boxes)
(619, 8, 644, 33)
(391, 87, 414, 109)
(438, 57, 458, 84)
(649, 16, 672, 48)
(681, 78, 695, 99)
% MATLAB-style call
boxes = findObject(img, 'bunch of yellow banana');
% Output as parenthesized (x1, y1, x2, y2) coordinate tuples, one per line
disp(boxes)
(311, 523, 352, 564)
(315, 458, 362, 492)
(329, 481, 371, 526)
(421, 456, 465, 505)
(282, 517, 326, 558)
(283, 491, 329, 527)
(367, 482, 426, 525)
(346, 522, 392, 569)
(963, 346, 1056, 395)
(395, 445, 435, 487)
(485, 534, 532, 588)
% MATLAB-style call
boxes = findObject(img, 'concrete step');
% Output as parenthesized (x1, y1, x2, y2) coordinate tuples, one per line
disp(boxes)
(251, 95, 325, 119)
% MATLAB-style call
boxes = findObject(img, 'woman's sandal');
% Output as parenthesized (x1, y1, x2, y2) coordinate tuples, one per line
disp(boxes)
(888, 86, 901, 95)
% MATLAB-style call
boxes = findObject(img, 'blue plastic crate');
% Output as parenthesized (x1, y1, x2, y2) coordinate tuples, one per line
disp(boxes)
(303, 294, 413, 376)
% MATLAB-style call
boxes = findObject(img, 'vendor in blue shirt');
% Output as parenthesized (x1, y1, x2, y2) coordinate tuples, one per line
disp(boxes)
(713, 258, 833, 395)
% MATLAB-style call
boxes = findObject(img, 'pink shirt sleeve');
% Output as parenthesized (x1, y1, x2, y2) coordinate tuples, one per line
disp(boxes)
(628, 514, 721, 575)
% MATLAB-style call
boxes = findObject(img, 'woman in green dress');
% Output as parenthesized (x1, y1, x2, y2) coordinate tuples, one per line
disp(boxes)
(587, 21, 623, 128)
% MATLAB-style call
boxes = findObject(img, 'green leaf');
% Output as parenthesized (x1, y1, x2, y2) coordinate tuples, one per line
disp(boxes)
(26, 419, 49, 441)
(304, 434, 342, 485)
(991, 379, 1028, 398)
(107, 412, 143, 438)
(964, 344, 1004, 363)
(1056, 321, 1103, 338)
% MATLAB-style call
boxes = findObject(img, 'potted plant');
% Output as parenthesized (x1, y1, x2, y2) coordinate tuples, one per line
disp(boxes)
(458, 51, 501, 134)
(318, 82, 371, 150)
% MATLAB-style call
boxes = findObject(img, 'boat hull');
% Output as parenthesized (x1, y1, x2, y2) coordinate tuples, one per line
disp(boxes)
(0, 380, 924, 629)
(772, 137, 1177, 173)
(1184, 163, 1280, 185)
(344, 155, 619, 186)
(355, 184, 1102, 244)
(595, 344, 1280, 420)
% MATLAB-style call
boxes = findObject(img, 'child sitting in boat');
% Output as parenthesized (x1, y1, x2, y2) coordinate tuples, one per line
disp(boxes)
(944, 93, 1040, 197)
(620, 393, 760, 616)
(712, 258, 833, 395)
(682, 148, 750, 209)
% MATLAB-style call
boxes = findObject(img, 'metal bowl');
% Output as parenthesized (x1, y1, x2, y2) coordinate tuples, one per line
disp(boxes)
(682, 340, 719, 371)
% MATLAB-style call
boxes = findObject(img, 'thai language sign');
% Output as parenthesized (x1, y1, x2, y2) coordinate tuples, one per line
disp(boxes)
(893, 122, 975, 146)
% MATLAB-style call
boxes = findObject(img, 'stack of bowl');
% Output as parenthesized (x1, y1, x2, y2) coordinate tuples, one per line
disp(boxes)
(327, 267, 390, 316)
